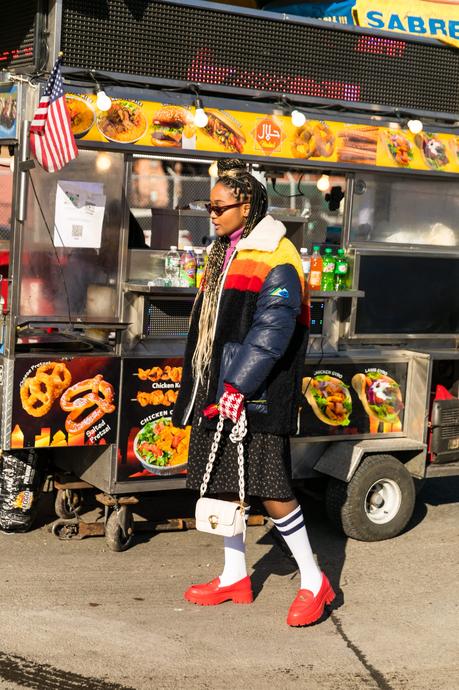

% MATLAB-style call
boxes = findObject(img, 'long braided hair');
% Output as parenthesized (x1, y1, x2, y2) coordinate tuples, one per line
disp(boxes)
(192, 159, 268, 384)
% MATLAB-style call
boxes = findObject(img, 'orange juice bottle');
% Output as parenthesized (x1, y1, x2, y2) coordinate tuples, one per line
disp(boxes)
(309, 246, 323, 290)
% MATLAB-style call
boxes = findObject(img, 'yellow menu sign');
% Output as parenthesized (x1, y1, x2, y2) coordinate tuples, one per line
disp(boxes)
(65, 92, 459, 174)
(353, 0, 459, 49)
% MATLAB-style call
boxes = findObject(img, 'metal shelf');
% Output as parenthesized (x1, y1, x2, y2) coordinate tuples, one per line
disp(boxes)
(310, 290, 365, 298)
(123, 282, 197, 296)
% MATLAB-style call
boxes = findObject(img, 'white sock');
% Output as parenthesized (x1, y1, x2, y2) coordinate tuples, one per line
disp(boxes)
(272, 505, 323, 595)
(219, 506, 250, 587)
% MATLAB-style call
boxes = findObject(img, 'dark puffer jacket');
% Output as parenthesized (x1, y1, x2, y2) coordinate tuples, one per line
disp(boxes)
(172, 216, 310, 435)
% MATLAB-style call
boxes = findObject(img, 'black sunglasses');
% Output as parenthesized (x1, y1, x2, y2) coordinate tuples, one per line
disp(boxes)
(204, 202, 245, 217)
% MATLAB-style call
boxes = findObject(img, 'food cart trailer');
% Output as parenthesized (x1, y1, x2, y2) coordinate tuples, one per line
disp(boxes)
(1, 0, 458, 549)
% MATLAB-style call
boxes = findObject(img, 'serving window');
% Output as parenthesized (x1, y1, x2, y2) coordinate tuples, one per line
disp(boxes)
(350, 173, 459, 249)
(19, 150, 126, 320)
(126, 155, 347, 252)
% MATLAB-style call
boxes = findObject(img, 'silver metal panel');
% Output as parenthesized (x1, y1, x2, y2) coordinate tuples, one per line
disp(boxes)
(112, 478, 187, 494)
(345, 438, 427, 480)
(306, 437, 426, 482)
(53, 446, 114, 494)
(402, 351, 431, 443)
(46, 0, 63, 71)
(1, 357, 15, 449)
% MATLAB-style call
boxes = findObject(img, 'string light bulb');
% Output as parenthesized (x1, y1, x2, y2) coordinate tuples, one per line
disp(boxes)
(96, 89, 112, 111)
(291, 109, 306, 127)
(317, 174, 330, 192)
(208, 160, 218, 177)
(193, 95, 208, 128)
(96, 152, 112, 172)
(407, 119, 423, 134)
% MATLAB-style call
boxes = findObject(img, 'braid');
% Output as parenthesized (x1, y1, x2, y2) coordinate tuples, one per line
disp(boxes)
(192, 159, 268, 383)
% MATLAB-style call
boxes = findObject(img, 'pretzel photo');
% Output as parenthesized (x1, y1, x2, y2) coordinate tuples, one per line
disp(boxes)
(60, 374, 116, 434)
(20, 377, 54, 417)
(20, 362, 72, 418)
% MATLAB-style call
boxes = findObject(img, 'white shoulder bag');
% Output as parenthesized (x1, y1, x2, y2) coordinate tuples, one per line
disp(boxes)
(195, 410, 248, 540)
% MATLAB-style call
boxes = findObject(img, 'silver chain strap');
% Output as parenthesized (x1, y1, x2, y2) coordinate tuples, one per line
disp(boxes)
(200, 410, 248, 508)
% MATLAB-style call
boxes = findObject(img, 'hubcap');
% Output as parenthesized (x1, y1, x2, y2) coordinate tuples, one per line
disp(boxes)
(364, 478, 402, 524)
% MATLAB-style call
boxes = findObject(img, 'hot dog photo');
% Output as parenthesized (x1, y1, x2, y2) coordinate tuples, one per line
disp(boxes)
(302, 374, 352, 426)
(11, 357, 120, 449)
(351, 371, 404, 433)
(200, 109, 246, 153)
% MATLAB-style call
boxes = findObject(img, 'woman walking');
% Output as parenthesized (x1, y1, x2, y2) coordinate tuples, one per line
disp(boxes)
(172, 159, 335, 626)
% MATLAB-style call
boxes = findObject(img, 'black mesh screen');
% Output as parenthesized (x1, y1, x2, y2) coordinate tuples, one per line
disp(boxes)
(59, 0, 459, 114)
(0, 1, 44, 71)
(144, 298, 193, 338)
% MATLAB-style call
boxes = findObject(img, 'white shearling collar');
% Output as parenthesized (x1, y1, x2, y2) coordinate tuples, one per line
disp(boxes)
(236, 215, 286, 253)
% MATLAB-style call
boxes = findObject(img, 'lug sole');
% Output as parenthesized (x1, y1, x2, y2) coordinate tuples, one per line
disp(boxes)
(287, 585, 336, 627)
(184, 590, 254, 606)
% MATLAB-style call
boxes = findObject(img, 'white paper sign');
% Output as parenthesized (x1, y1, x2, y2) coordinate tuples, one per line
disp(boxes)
(54, 181, 106, 248)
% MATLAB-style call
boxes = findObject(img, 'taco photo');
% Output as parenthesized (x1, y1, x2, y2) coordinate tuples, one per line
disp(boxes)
(352, 372, 404, 429)
(415, 132, 449, 170)
(302, 374, 352, 426)
(382, 130, 413, 167)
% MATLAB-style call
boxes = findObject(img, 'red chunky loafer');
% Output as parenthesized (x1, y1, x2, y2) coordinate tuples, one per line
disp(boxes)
(184, 576, 253, 606)
(287, 573, 336, 626)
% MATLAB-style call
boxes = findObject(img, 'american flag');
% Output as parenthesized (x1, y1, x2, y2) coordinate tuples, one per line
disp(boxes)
(30, 56, 78, 173)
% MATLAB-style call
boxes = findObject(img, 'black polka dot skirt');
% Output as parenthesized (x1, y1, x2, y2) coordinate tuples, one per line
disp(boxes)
(185, 383, 294, 500)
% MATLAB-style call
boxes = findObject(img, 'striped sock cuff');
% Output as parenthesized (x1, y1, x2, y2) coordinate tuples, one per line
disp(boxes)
(272, 506, 305, 537)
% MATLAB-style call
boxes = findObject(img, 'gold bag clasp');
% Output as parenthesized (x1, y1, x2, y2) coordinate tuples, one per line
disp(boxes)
(209, 515, 218, 529)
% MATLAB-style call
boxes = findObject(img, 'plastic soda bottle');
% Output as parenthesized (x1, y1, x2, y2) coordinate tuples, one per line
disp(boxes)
(195, 248, 206, 288)
(165, 246, 180, 284)
(300, 248, 310, 278)
(309, 246, 323, 291)
(334, 248, 349, 290)
(180, 246, 197, 287)
(321, 247, 336, 291)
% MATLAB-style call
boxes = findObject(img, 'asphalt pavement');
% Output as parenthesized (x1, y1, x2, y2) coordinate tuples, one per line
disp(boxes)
(0, 465, 457, 690)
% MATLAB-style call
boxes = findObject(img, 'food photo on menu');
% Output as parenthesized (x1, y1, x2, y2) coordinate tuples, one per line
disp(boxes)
(291, 121, 335, 159)
(302, 374, 352, 426)
(299, 364, 407, 437)
(11, 357, 120, 449)
(118, 360, 191, 481)
(352, 371, 404, 433)
(96, 99, 147, 144)
(200, 109, 246, 153)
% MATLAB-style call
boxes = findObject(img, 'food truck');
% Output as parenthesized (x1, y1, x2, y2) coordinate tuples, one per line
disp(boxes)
(1, 0, 458, 549)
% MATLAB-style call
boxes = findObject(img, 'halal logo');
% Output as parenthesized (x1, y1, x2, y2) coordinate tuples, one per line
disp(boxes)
(253, 116, 285, 154)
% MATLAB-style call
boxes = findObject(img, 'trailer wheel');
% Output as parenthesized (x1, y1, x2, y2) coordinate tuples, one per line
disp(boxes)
(54, 489, 81, 519)
(325, 454, 416, 542)
(105, 507, 134, 552)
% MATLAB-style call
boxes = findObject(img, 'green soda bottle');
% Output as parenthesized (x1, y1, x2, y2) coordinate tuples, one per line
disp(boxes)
(320, 248, 336, 291)
(334, 248, 349, 291)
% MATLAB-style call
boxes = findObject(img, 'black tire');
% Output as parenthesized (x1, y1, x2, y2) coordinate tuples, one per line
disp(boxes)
(54, 489, 81, 519)
(105, 507, 134, 552)
(325, 454, 416, 542)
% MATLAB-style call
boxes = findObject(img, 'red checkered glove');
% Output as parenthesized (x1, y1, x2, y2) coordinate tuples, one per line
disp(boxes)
(218, 383, 245, 423)
(203, 383, 244, 423)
